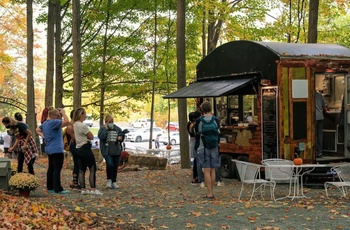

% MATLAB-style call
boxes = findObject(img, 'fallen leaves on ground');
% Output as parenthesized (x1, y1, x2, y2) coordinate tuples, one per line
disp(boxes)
(1, 157, 350, 229)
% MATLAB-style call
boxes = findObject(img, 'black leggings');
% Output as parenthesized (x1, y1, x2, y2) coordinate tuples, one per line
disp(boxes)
(17, 152, 35, 175)
(70, 141, 79, 185)
(76, 143, 96, 189)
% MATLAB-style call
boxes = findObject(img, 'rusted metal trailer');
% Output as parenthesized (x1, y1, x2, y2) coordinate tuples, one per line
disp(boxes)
(164, 40, 350, 178)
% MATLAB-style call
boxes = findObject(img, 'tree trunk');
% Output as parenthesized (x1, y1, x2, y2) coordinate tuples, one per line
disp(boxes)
(99, 0, 111, 126)
(55, 0, 63, 108)
(308, 0, 319, 43)
(45, 1, 55, 107)
(177, 0, 190, 169)
(72, 0, 82, 109)
(26, 0, 37, 140)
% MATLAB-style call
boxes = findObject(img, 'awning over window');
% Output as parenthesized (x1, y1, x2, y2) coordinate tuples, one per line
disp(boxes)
(163, 77, 257, 99)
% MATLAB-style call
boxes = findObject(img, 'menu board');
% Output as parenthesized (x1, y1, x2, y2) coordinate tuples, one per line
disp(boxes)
(261, 86, 278, 159)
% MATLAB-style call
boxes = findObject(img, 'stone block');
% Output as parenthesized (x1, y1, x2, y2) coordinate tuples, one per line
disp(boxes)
(129, 154, 167, 170)
(0, 158, 11, 191)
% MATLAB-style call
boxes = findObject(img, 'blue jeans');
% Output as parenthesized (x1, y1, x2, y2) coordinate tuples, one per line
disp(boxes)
(105, 154, 121, 183)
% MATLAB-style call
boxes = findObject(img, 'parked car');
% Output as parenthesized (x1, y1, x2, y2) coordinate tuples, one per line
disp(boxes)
(131, 118, 155, 128)
(126, 127, 164, 142)
(123, 127, 136, 141)
(160, 132, 180, 145)
(166, 122, 179, 132)
(83, 114, 94, 127)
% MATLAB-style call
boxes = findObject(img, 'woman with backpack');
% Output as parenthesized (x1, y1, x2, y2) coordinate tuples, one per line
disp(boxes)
(194, 101, 220, 199)
(98, 114, 125, 189)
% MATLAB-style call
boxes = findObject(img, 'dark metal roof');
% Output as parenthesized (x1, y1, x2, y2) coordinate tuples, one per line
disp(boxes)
(255, 41, 350, 58)
(163, 77, 256, 99)
(196, 41, 350, 84)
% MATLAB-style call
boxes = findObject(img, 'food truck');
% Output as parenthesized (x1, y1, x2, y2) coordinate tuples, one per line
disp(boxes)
(164, 40, 350, 178)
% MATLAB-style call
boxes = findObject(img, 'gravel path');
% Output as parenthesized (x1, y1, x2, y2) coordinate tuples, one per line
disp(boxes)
(28, 159, 350, 229)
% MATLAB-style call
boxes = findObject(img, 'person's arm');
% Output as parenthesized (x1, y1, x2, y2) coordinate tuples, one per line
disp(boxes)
(98, 126, 108, 141)
(36, 127, 44, 139)
(215, 117, 221, 145)
(8, 138, 19, 152)
(116, 126, 124, 142)
(23, 129, 32, 149)
(86, 131, 94, 140)
(194, 118, 201, 151)
(60, 109, 70, 127)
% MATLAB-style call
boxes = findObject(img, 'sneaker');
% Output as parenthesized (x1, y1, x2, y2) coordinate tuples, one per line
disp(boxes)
(48, 190, 55, 193)
(200, 182, 205, 188)
(191, 179, 199, 185)
(56, 190, 69, 194)
(106, 179, 112, 188)
(217, 181, 225, 187)
(90, 189, 103, 195)
(112, 182, 119, 189)
(81, 190, 90, 195)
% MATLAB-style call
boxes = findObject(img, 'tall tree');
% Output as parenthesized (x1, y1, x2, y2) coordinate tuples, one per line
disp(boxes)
(99, 0, 112, 125)
(72, 0, 82, 109)
(55, 0, 63, 108)
(308, 0, 319, 43)
(26, 0, 36, 137)
(177, 0, 190, 169)
(45, 1, 55, 108)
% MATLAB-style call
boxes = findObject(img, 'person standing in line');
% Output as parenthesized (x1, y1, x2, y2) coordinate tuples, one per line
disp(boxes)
(36, 107, 70, 194)
(14, 112, 26, 124)
(215, 162, 225, 187)
(315, 91, 326, 158)
(98, 114, 125, 189)
(188, 111, 204, 186)
(2, 117, 38, 174)
(194, 101, 220, 199)
(73, 108, 102, 195)
(3, 130, 11, 158)
(66, 109, 80, 189)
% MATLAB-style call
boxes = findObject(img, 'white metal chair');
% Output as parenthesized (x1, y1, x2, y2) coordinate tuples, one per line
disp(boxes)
(233, 159, 276, 202)
(324, 163, 350, 197)
(262, 158, 297, 199)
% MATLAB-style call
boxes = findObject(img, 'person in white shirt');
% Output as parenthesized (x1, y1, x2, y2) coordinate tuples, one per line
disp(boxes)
(3, 131, 11, 158)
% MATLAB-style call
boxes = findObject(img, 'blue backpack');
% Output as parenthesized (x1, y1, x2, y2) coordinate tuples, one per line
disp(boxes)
(200, 116, 219, 149)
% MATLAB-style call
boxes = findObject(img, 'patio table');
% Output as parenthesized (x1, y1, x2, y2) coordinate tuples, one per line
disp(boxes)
(267, 164, 327, 200)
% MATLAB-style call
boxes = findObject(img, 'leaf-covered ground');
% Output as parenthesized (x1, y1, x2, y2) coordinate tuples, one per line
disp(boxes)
(1, 156, 350, 229)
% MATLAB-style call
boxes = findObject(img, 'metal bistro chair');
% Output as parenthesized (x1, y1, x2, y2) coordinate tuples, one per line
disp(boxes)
(233, 159, 276, 202)
(262, 158, 297, 199)
(324, 163, 350, 197)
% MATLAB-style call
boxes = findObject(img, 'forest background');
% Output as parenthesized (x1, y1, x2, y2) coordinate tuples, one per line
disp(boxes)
(0, 0, 349, 165)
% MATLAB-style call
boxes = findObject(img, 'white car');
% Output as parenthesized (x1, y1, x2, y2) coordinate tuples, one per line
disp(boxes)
(131, 118, 155, 128)
(83, 114, 94, 127)
(126, 127, 164, 142)
(160, 132, 180, 145)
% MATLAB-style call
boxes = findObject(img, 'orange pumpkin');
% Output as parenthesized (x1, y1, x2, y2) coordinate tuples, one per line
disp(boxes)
(166, 145, 172, 150)
(293, 158, 303, 165)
